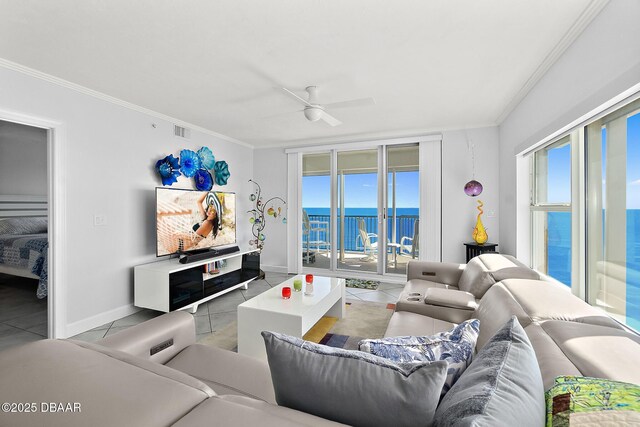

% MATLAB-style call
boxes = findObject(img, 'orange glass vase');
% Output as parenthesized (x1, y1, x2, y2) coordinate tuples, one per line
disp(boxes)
(472, 200, 488, 244)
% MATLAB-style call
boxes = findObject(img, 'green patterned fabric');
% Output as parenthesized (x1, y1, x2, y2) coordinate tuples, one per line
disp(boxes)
(546, 376, 640, 426)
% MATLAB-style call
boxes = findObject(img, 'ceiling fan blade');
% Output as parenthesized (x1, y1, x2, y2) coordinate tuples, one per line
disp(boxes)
(320, 111, 342, 127)
(323, 97, 376, 110)
(279, 87, 312, 107)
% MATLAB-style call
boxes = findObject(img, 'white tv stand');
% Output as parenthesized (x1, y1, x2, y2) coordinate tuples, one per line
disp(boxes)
(134, 247, 260, 314)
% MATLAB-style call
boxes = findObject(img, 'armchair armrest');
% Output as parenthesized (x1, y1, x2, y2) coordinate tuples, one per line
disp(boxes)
(97, 311, 196, 364)
(406, 261, 464, 285)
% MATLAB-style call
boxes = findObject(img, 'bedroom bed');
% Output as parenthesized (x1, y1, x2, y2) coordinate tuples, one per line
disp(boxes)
(0, 195, 49, 299)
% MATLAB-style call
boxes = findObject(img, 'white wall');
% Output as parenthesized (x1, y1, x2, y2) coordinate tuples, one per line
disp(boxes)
(0, 66, 254, 336)
(442, 127, 500, 263)
(252, 147, 289, 271)
(0, 120, 47, 195)
(499, 0, 640, 255)
(253, 126, 500, 268)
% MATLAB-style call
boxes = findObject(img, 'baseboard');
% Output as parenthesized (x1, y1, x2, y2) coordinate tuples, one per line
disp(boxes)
(64, 304, 141, 338)
(260, 264, 289, 274)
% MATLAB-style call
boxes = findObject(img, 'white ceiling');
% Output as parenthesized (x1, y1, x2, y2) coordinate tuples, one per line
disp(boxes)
(0, 0, 605, 147)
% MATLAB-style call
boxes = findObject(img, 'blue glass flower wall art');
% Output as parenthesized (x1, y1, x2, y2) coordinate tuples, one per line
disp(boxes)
(197, 147, 216, 170)
(194, 169, 213, 191)
(155, 154, 181, 186)
(179, 149, 201, 178)
(155, 146, 231, 188)
(213, 161, 230, 185)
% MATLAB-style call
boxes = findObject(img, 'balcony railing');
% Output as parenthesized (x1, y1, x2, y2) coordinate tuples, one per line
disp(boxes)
(306, 214, 418, 252)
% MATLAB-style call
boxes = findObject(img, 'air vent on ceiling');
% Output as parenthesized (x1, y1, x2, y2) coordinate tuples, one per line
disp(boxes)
(174, 125, 191, 139)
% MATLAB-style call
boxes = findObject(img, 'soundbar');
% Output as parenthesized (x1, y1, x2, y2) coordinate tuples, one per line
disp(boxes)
(178, 245, 240, 264)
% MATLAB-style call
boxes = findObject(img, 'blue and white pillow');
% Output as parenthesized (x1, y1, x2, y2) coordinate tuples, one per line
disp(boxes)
(359, 319, 480, 395)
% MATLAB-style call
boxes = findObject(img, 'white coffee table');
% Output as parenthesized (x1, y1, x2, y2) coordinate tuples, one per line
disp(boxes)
(237, 275, 346, 360)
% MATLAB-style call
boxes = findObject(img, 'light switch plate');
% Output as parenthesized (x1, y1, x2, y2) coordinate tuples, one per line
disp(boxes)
(93, 214, 107, 226)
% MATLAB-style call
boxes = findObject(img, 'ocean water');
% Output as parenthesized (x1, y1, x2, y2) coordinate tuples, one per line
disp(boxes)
(304, 207, 419, 217)
(303, 207, 419, 252)
(548, 210, 640, 330)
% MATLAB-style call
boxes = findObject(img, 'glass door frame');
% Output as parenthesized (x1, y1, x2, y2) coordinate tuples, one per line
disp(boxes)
(288, 134, 442, 278)
(302, 145, 412, 277)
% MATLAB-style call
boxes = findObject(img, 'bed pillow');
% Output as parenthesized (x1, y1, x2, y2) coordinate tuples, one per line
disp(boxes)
(0, 217, 47, 235)
(433, 316, 545, 427)
(546, 376, 640, 426)
(358, 319, 480, 396)
(262, 331, 447, 427)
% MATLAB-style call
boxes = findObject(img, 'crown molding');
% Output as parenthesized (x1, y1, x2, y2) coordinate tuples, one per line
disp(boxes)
(495, 0, 610, 124)
(0, 58, 254, 148)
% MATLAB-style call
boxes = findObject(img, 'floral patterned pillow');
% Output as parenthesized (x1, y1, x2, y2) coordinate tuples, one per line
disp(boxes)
(359, 319, 480, 396)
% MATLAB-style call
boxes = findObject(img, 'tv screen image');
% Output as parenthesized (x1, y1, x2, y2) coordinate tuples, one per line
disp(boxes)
(156, 188, 236, 257)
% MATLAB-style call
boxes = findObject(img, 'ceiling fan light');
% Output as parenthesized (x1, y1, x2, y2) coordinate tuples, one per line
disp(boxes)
(304, 107, 323, 122)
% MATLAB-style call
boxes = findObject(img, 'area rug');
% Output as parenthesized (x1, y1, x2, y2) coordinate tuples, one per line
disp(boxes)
(345, 278, 380, 290)
(317, 333, 363, 350)
(198, 299, 394, 352)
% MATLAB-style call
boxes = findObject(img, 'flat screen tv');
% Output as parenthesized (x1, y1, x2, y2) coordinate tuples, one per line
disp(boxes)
(156, 188, 237, 257)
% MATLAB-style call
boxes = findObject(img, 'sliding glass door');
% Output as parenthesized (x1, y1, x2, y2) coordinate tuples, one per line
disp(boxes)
(302, 153, 331, 270)
(301, 144, 420, 276)
(337, 149, 379, 273)
(386, 145, 420, 274)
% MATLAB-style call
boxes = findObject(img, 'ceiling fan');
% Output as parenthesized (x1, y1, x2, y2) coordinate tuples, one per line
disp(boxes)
(279, 86, 375, 127)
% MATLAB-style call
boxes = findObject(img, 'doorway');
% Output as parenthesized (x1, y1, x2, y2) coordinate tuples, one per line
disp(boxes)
(0, 120, 49, 350)
(301, 144, 420, 277)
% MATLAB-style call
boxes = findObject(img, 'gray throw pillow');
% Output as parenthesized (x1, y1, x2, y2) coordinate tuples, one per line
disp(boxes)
(262, 331, 448, 427)
(433, 316, 545, 427)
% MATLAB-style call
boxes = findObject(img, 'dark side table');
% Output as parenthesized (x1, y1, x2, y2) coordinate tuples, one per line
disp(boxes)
(464, 242, 498, 263)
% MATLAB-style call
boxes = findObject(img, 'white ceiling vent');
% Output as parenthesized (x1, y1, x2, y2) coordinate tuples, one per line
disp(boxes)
(174, 125, 191, 139)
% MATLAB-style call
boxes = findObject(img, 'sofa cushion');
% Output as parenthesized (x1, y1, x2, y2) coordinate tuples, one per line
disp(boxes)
(458, 254, 539, 298)
(359, 319, 480, 396)
(500, 278, 624, 329)
(404, 278, 460, 294)
(457, 256, 496, 298)
(472, 283, 533, 349)
(0, 339, 213, 427)
(262, 331, 447, 427)
(546, 376, 640, 426)
(395, 293, 474, 324)
(523, 323, 582, 391)
(424, 287, 478, 310)
(541, 320, 640, 386)
(172, 395, 346, 426)
(385, 310, 456, 337)
(433, 317, 545, 427)
(165, 343, 276, 404)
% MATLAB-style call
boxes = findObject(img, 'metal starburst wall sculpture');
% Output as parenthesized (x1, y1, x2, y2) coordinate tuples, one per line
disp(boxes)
(247, 179, 286, 250)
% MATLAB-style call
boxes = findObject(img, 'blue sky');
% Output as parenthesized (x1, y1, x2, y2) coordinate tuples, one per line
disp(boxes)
(302, 171, 419, 208)
(546, 112, 639, 208)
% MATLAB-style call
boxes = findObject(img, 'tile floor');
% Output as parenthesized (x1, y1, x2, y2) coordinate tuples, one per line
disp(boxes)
(0, 272, 404, 349)
(0, 274, 48, 351)
(71, 272, 404, 344)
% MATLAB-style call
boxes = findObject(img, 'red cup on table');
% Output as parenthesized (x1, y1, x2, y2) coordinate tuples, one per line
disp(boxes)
(282, 286, 292, 299)
(305, 274, 314, 285)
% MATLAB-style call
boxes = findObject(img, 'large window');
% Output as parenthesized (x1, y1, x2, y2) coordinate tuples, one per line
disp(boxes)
(531, 136, 573, 287)
(527, 95, 640, 331)
(586, 98, 640, 329)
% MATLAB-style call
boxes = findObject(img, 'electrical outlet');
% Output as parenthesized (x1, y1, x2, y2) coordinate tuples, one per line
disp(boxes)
(94, 214, 107, 226)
